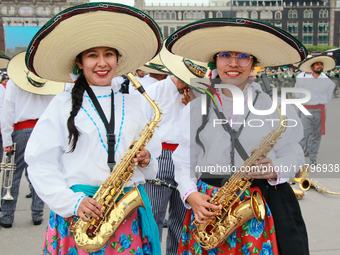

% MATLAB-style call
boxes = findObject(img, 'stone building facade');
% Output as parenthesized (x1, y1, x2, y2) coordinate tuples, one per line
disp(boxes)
(0, 0, 89, 52)
(135, 0, 340, 48)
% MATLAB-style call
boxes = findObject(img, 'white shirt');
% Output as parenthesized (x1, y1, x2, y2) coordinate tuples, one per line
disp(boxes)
(1, 79, 54, 147)
(247, 81, 263, 92)
(294, 72, 335, 105)
(142, 76, 185, 144)
(25, 85, 161, 217)
(0, 84, 5, 127)
(173, 86, 304, 208)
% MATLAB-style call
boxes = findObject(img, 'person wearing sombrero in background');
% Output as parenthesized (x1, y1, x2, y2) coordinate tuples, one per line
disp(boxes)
(24, 2, 163, 255)
(295, 55, 336, 166)
(0, 52, 64, 228)
(142, 42, 208, 255)
(133, 54, 170, 91)
(166, 18, 309, 254)
(0, 55, 10, 212)
(0, 56, 10, 162)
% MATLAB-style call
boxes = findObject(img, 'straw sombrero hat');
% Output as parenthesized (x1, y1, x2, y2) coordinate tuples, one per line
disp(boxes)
(7, 52, 65, 95)
(160, 40, 208, 87)
(0, 55, 10, 69)
(25, 2, 163, 83)
(166, 18, 307, 67)
(298, 55, 336, 72)
(138, 54, 170, 75)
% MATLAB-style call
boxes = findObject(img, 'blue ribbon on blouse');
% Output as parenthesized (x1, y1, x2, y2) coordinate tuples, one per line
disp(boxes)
(70, 184, 161, 254)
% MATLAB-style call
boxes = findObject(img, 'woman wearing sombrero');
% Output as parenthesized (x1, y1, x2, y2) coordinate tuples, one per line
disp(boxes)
(24, 3, 162, 255)
(167, 18, 309, 254)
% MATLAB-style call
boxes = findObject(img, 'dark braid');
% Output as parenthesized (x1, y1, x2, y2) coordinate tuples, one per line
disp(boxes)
(67, 73, 88, 152)
(195, 95, 211, 155)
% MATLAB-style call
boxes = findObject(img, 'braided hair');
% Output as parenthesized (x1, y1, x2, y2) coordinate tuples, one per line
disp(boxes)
(67, 72, 87, 152)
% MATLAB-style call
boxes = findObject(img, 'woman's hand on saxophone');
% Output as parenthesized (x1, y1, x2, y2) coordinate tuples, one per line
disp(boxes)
(134, 149, 151, 168)
(77, 197, 103, 222)
(186, 192, 222, 224)
(248, 157, 277, 180)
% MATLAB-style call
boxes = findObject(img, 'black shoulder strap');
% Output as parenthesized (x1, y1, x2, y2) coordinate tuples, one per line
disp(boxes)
(212, 90, 261, 165)
(85, 85, 116, 170)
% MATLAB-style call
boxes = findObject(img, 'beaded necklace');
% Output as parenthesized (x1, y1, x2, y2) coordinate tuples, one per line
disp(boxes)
(81, 91, 125, 153)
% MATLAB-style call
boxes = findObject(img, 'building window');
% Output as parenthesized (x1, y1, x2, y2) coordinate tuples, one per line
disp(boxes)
(260, 11, 272, 19)
(171, 11, 176, 20)
(275, 23, 282, 29)
(303, 35, 313, 44)
(288, 10, 298, 19)
(266, 11, 273, 19)
(275, 11, 282, 19)
(170, 26, 176, 35)
(154, 12, 160, 20)
(1, 6, 16, 15)
(287, 23, 298, 33)
(209, 11, 213, 18)
(195, 11, 200, 19)
(251, 11, 258, 19)
(319, 9, 328, 18)
(18, 6, 33, 16)
(318, 23, 329, 33)
(200, 12, 205, 19)
(304, 9, 313, 18)
(303, 23, 313, 33)
(36, 6, 51, 16)
(216, 11, 222, 18)
(318, 35, 329, 44)
(161, 12, 166, 20)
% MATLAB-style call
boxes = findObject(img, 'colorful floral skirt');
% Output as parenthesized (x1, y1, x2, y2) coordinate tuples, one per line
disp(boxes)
(177, 180, 279, 255)
(43, 209, 152, 255)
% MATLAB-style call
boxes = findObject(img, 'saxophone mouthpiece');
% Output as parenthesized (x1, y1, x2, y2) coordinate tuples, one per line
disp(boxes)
(126, 73, 145, 94)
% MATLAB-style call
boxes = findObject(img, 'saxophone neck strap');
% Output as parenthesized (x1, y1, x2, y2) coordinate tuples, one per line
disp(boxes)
(85, 85, 116, 170)
(212, 90, 261, 165)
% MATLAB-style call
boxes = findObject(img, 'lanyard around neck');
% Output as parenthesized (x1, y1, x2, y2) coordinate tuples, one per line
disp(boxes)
(85, 85, 116, 171)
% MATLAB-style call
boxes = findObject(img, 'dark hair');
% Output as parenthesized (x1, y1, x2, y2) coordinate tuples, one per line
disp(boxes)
(67, 48, 120, 152)
(1, 75, 8, 82)
(67, 72, 87, 152)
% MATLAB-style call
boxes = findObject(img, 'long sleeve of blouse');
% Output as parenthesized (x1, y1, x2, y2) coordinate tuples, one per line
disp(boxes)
(25, 87, 161, 217)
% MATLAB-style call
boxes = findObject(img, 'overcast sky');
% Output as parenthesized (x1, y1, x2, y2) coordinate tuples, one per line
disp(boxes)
(89, 0, 210, 6)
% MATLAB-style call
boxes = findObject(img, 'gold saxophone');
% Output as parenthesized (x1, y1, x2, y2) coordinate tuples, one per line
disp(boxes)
(72, 73, 162, 252)
(293, 165, 340, 196)
(294, 178, 340, 195)
(193, 106, 287, 250)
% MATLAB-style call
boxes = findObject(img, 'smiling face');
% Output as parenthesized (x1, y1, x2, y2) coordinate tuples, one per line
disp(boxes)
(216, 51, 254, 90)
(76, 47, 118, 86)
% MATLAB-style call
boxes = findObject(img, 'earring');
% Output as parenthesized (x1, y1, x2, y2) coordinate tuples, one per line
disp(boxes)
(73, 65, 82, 75)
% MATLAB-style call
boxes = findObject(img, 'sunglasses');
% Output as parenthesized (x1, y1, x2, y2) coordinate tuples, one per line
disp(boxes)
(216, 52, 253, 66)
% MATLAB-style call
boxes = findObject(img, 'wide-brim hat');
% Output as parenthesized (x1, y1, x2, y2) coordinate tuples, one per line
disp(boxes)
(25, 2, 163, 83)
(166, 18, 307, 67)
(138, 54, 170, 75)
(298, 55, 336, 72)
(160, 40, 208, 87)
(0, 56, 10, 69)
(7, 52, 65, 95)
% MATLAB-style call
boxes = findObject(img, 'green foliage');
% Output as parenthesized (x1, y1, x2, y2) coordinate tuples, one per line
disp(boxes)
(306, 46, 338, 54)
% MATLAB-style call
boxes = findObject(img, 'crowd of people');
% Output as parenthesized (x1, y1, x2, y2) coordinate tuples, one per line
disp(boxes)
(0, 2, 338, 255)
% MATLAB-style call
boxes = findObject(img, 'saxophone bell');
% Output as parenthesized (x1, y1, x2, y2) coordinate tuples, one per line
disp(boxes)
(1, 144, 16, 200)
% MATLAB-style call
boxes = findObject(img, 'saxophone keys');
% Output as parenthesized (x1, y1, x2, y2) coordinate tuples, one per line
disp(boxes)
(100, 223, 113, 236)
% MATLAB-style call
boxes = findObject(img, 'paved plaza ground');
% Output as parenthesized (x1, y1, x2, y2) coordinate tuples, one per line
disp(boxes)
(1, 98, 340, 255)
